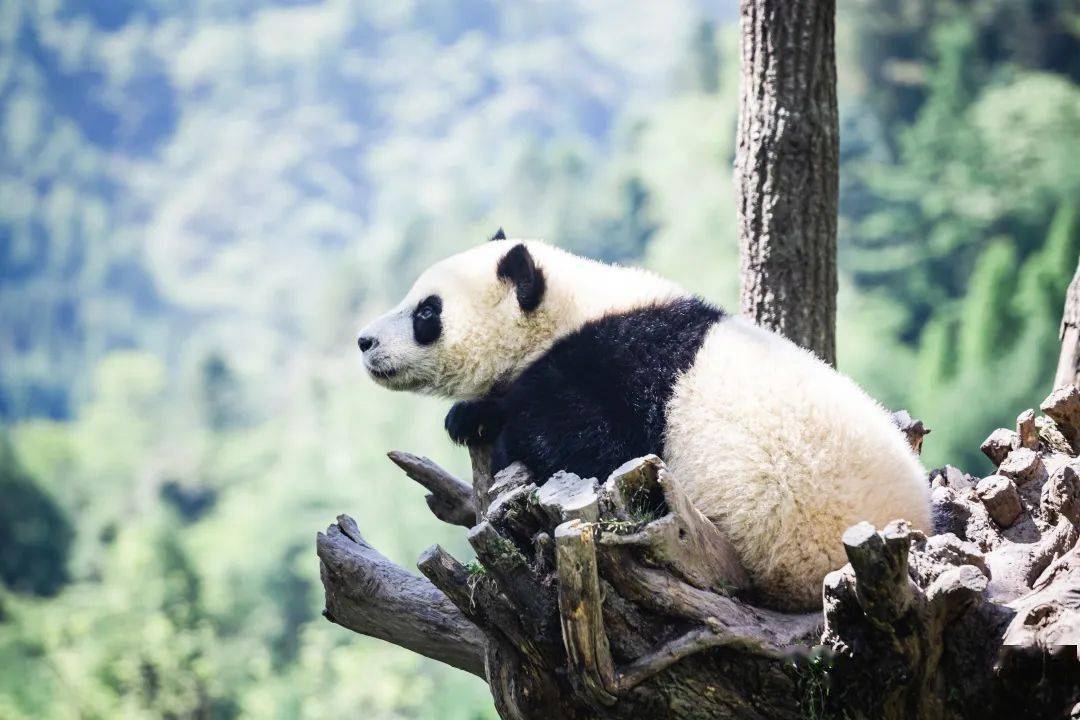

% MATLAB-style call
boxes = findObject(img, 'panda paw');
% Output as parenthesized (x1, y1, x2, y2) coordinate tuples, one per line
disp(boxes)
(445, 399, 504, 445)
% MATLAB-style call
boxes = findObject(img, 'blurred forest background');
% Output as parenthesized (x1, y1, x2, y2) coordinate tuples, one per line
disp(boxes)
(1, 0, 1078, 718)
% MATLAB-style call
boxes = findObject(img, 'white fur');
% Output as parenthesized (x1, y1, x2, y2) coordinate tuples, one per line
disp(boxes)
(664, 317, 931, 609)
(362, 240, 931, 609)
(360, 239, 683, 398)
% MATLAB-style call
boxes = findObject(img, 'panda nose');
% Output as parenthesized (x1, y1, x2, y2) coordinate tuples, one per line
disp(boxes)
(358, 336, 377, 353)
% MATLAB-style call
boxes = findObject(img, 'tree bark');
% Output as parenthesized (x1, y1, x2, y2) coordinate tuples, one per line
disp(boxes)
(1056, 257, 1080, 390)
(317, 514, 486, 676)
(318, 410, 1080, 718)
(734, 0, 839, 366)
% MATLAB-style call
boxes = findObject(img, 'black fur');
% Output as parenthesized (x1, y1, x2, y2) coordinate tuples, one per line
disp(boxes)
(496, 243, 545, 312)
(446, 297, 725, 483)
(445, 398, 505, 445)
(413, 295, 442, 345)
(490, 227, 507, 241)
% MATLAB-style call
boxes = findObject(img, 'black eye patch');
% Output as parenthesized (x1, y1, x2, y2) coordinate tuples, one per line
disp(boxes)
(413, 295, 443, 345)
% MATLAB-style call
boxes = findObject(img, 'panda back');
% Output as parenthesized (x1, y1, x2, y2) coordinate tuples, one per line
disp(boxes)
(663, 316, 931, 608)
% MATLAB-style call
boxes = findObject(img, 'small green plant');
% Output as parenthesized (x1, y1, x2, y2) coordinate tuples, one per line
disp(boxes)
(464, 561, 487, 609)
(626, 484, 665, 524)
(598, 518, 640, 534)
(711, 578, 734, 596)
(787, 646, 843, 720)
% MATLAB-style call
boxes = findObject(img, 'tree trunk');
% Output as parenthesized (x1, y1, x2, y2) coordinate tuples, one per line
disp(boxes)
(1056, 257, 1080, 390)
(734, 0, 839, 366)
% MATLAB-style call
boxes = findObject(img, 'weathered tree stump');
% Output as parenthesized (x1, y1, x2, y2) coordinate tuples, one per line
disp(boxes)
(317, 389, 1080, 719)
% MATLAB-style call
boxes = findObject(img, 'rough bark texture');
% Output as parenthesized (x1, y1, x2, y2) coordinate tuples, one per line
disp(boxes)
(317, 514, 486, 677)
(1057, 257, 1080, 390)
(317, 389, 1080, 719)
(735, 0, 839, 366)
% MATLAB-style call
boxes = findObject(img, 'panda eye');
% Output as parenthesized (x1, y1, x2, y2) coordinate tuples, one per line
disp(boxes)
(413, 295, 443, 345)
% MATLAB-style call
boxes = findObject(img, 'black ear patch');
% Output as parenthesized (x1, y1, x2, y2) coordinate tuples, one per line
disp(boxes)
(490, 227, 507, 241)
(496, 243, 545, 313)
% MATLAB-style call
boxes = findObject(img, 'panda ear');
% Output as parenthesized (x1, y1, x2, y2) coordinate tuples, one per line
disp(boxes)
(490, 227, 507, 241)
(496, 243, 545, 313)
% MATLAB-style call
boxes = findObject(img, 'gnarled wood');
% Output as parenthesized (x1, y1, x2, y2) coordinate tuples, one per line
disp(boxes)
(554, 519, 617, 706)
(1043, 385, 1080, 455)
(387, 451, 476, 527)
(601, 455, 749, 595)
(316, 515, 485, 677)
(892, 409, 930, 454)
(319, 408, 1080, 719)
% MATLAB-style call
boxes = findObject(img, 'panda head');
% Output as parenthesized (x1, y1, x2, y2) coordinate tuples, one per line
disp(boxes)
(357, 232, 566, 398)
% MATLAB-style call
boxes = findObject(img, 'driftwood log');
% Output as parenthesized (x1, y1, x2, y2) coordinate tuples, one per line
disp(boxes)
(317, 386, 1080, 719)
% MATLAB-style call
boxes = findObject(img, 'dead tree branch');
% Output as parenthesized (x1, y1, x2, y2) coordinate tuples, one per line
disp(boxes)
(387, 451, 477, 527)
(318, 390, 1080, 718)
(1056, 256, 1080, 390)
(316, 514, 485, 677)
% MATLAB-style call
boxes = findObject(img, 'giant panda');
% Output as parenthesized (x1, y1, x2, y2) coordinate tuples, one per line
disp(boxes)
(357, 233, 931, 610)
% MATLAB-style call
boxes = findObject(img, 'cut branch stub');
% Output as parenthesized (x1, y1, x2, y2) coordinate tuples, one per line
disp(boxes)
(930, 465, 975, 491)
(1038, 415, 1077, 456)
(1042, 384, 1080, 455)
(486, 462, 533, 504)
(976, 475, 1023, 528)
(418, 544, 555, 671)
(1042, 464, 1080, 526)
(930, 485, 973, 538)
(907, 532, 989, 586)
(470, 444, 496, 513)
(925, 564, 989, 623)
(891, 409, 930, 454)
(981, 428, 1020, 466)
(1017, 409, 1040, 450)
(317, 515, 485, 677)
(537, 471, 600, 524)
(554, 519, 618, 707)
(486, 483, 544, 541)
(998, 448, 1049, 486)
(600, 456, 748, 594)
(388, 451, 477, 527)
(417, 544, 489, 627)
(841, 520, 914, 623)
(468, 521, 556, 629)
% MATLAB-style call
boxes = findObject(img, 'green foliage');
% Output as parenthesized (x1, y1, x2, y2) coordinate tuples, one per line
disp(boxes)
(839, 4, 1080, 469)
(958, 239, 1019, 368)
(0, 440, 72, 597)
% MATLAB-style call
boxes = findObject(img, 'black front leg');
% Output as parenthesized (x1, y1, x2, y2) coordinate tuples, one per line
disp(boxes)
(444, 398, 505, 446)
